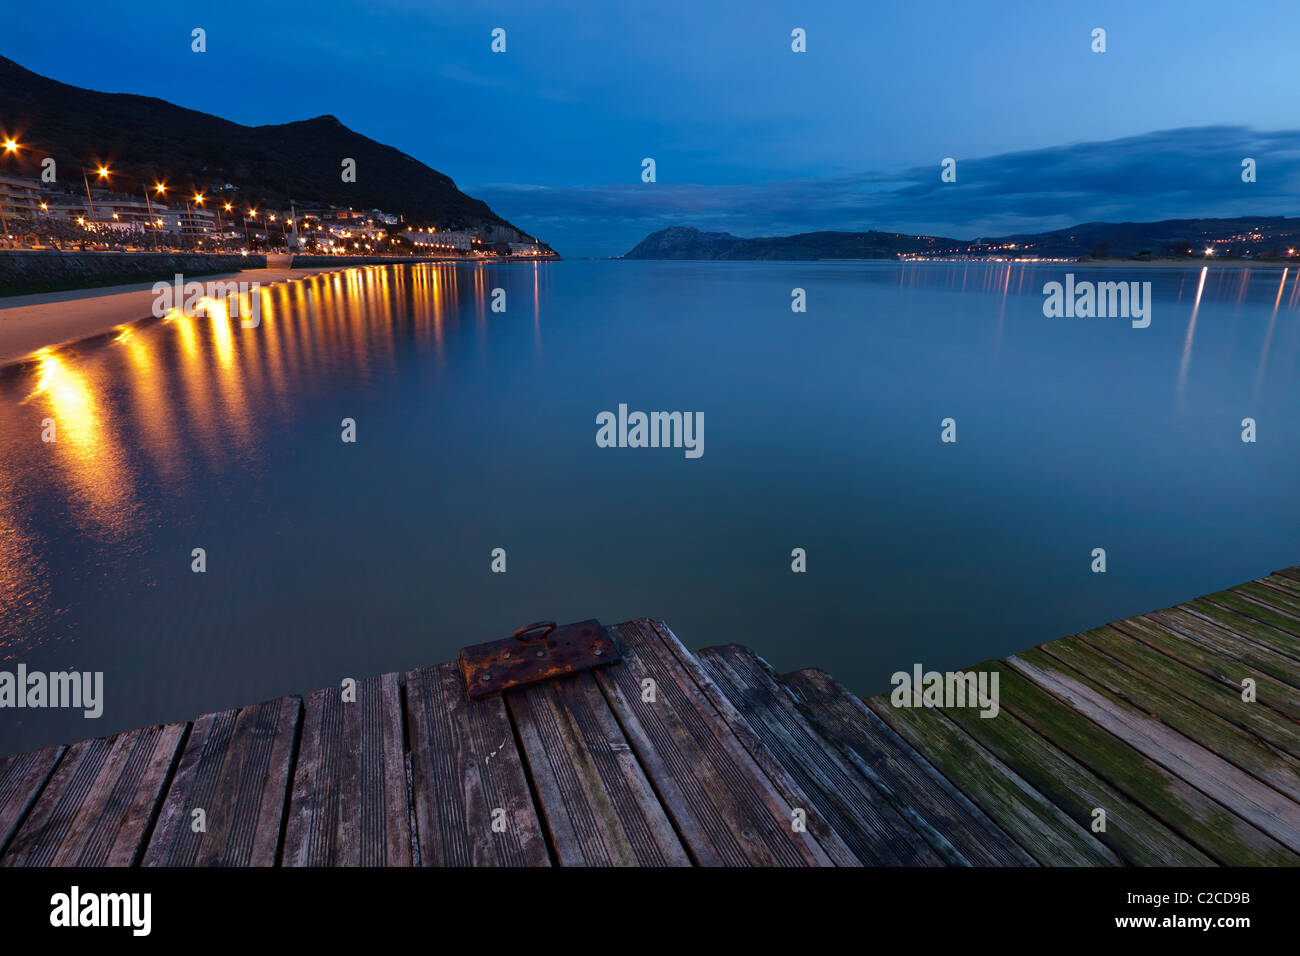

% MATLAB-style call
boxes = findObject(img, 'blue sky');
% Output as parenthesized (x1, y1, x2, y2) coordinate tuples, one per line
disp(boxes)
(5, 0, 1299, 255)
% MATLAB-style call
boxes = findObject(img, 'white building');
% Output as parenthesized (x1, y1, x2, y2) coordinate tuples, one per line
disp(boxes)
(0, 174, 44, 218)
(402, 228, 473, 251)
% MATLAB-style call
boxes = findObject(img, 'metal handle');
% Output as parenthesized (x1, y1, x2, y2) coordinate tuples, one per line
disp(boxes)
(513, 621, 556, 643)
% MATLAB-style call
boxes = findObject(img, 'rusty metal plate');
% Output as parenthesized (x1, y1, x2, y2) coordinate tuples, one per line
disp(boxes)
(459, 619, 620, 700)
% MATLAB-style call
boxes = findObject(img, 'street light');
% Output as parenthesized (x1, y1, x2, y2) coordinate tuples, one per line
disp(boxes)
(81, 164, 110, 222)
(141, 186, 162, 251)
(0, 136, 23, 243)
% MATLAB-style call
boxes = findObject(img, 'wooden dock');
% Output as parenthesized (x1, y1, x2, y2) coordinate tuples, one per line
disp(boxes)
(2, 568, 1299, 866)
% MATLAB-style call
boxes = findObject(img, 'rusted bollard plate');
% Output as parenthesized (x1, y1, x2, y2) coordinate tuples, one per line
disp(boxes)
(459, 619, 621, 700)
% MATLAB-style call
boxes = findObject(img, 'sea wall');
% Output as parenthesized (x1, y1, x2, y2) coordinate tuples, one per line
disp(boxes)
(286, 254, 465, 268)
(0, 251, 266, 297)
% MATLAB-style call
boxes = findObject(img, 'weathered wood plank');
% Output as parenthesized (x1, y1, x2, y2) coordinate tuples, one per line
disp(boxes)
(1220, 585, 1300, 648)
(865, 696, 1121, 866)
(646, 623, 860, 866)
(507, 672, 690, 866)
(1118, 616, 1300, 718)
(1258, 574, 1300, 602)
(0, 744, 65, 858)
(596, 620, 834, 866)
(1234, 579, 1300, 616)
(1011, 651, 1300, 859)
(1271, 567, 1300, 586)
(283, 674, 411, 866)
(1181, 600, 1300, 663)
(144, 696, 300, 867)
(1073, 626, 1300, 761)
(1158, 607, 1300, 677)
(406, 661, 550, 867)
(1037, 637, 1300, 804)
(935, 664, 1220, 865)
(696, 648, 946, 865)
(775, 663, 1036, 865)
(2, 724, 185, 867)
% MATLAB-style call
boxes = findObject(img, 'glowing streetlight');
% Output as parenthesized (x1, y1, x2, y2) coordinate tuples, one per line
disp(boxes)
(2, 138, 18, 153)
(193, 194, 205, 205)
(155, 183, 167, 195)
(97, 166, 110, 179)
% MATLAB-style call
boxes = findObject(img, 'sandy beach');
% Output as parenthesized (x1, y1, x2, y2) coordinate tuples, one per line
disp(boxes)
(0, 265, 353, 366)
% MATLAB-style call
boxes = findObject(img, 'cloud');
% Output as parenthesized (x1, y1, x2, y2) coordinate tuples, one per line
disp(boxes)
(472, 126, 1300, 257)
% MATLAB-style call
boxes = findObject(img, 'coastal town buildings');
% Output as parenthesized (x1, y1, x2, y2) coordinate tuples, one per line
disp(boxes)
(0, 173, 41, 218)
(0, 170, 552, 256)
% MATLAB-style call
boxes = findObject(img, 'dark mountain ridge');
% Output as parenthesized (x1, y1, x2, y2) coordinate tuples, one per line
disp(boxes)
(625, 219, 1300, 261)
(0, 55, 545, 244)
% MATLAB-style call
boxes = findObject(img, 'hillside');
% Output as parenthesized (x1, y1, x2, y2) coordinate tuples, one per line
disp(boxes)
(0, 55, 545, 244)
(623, 226, 964, 260)
(625, 220, 1300, 261)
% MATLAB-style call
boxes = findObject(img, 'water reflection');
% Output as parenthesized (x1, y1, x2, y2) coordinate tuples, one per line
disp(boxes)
(1176, 266, 1208, 401)
(0, 261, 503, 644)
(1255, 268, 1289, 397)
(23, 349, 139, 541)
(2, 259, 1299, 755)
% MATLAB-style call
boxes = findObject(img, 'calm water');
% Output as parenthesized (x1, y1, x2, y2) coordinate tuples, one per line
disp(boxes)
(2, 259, 1299, 755)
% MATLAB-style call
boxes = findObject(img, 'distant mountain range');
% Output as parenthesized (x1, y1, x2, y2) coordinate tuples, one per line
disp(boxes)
(624, 221, 1300, 261)
(0, 55, 550, 249)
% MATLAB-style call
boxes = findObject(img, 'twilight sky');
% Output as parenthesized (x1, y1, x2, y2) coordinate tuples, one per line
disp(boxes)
(5, 0, 1300, 256)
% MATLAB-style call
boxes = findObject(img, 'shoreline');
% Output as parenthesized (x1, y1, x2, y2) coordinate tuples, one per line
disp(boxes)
(0, 257, 550, 368)
(1040, 257, 1292, 271)
(1, 256, 1289, 367)
(896, 257, 1294, 270)
(0, 266, 350, 368)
